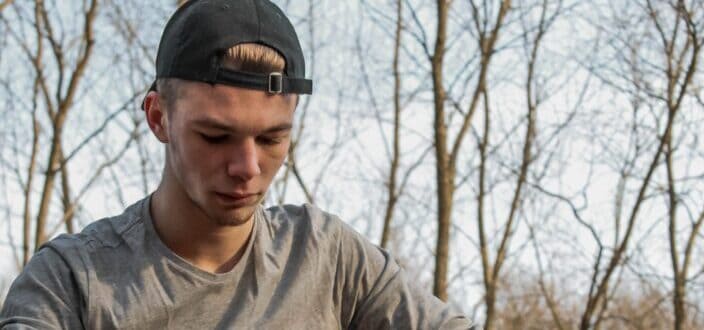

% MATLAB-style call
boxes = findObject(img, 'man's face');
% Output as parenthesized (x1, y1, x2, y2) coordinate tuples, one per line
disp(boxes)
(157, 81, 296, 226)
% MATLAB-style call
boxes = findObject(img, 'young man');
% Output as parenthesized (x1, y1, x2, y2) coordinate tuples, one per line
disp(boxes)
(1, 0, 472, 328)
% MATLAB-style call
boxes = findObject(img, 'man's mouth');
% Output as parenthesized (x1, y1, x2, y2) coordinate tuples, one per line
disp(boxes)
(214, 192, 259, 205)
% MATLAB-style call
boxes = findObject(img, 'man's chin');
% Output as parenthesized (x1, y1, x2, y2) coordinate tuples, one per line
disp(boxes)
(210, 205, 257, 227)
(201, 191, 263, 226)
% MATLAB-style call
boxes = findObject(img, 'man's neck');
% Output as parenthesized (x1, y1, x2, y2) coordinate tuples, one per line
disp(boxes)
(149, 180, 254, 274)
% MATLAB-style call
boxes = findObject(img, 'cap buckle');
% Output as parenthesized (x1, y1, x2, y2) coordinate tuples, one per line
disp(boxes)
(268, 72, 283, 94)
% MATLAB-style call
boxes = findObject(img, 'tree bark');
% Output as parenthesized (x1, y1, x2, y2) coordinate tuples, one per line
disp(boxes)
(431, 0, 451, 302)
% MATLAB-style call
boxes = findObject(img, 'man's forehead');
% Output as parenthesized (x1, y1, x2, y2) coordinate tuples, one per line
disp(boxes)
(189, 115, 292, 133)
(178, 80, 298, 106)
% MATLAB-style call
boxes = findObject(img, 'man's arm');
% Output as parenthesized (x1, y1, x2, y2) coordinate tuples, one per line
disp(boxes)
(334, 221, 473, 329)
(1, 243, 85, 329)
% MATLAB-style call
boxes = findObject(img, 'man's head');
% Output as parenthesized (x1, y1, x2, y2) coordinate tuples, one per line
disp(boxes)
(142, 0, 312, 227)
(155, 43, 289, 114)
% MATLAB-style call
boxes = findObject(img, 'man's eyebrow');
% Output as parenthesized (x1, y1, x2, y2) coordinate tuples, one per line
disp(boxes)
(263, 123, 293, 133)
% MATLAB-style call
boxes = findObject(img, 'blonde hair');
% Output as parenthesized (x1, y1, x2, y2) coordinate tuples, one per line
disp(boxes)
(157, 43, 286, 111)
(223, 43, 285, 73)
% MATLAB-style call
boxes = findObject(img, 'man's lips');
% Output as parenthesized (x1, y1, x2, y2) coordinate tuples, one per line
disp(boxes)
(214, 191, 259, 205)
(216, 192, 257, 199)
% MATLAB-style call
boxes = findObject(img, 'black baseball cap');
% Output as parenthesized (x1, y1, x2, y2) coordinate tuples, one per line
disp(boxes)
(143, 0, 312, 110)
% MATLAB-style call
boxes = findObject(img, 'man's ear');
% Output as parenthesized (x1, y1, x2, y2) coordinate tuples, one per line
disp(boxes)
(144, 91, 169, 143)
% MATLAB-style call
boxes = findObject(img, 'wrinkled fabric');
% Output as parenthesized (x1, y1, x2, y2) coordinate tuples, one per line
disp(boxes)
(1, 196, 472, 329)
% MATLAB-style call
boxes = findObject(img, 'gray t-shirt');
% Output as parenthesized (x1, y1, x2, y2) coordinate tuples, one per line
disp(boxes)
(1, 196, 471, 329)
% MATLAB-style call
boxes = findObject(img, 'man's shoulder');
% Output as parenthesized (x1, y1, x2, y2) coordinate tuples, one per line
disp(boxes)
(264, 203, 360, 235)
(261, 203, 379, 255)
(42, 197, 147, 257)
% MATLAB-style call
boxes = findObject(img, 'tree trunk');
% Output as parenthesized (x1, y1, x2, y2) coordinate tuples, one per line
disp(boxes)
(380, 0, 403, 249)
(431, 0, 451, 302)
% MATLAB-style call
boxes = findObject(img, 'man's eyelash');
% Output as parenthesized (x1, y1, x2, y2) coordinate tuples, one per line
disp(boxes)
(200, 134, 228, 144)
(257, 137, 282, 145)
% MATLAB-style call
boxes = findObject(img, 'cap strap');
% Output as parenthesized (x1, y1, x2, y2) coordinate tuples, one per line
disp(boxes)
(283, 77, 313, 95)
(216, 69, 312, 94)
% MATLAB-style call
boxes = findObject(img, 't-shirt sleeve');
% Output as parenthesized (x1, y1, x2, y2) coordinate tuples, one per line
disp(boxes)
(0, 243, 85, 330)
(334, 221, 473, 330)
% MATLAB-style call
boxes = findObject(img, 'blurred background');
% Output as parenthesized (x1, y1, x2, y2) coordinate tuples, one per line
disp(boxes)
(0, 0, 702, 329)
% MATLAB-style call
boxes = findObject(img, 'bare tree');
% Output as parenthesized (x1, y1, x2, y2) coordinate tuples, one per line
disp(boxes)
(20, 0, 45, 266)
(429, 0, 511, 302)
(475, 1, 562, 327)
(379, 0, 404, 249)
(576, 1, 702, 329)
(0, 0, 142, 267)
(659, 2, 703, 329)
(31, 0, 99, 250)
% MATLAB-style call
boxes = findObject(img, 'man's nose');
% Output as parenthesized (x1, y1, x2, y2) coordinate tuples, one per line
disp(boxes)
(227, 138, 261, 181)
